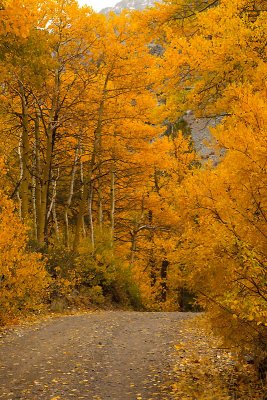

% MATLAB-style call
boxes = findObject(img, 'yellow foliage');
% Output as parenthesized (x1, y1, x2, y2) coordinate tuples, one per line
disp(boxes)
(174, 84, 267, 358)
(139, 0, 267, 361)
(0, 0, 34, 38)
(0, 192, 50, 324)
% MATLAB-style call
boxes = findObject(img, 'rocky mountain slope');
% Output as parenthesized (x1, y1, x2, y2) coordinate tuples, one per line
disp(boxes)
(100, 0, 156, 14)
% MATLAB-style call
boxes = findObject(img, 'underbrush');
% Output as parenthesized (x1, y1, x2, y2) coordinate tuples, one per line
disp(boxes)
(172, 316, 266, 400)
(45, 240, 143, 313)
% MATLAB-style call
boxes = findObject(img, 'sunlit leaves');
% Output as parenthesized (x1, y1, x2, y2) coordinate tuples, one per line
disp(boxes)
(0, 192, 50, 324)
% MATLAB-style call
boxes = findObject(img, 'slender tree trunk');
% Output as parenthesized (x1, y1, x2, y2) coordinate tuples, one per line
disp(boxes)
(47, 168, 59, 221)
(17, 135, 23, 220)
(34, 112, 42, 242)
(98, 178, 103, 232)
(32, 175, 38, 240)
(130, 196, 146, 266)
(52, 202, 59, 239)
(39, 69, 60, 247)
(73, 179, 90, 252)
(88, 182, 95, 252)
(64, 147, 79, 248)
(148, 210, 157, 287)
(110, 161, 115, 247)
(73, 73, 109, 251)
(160, 259, 169, 302)
(39, 130, 53, 246)
(80, 156, 86, 237)
(19, 82, 30, 221)
(32, 113, 41, 241)
(130, 230, 137, 266)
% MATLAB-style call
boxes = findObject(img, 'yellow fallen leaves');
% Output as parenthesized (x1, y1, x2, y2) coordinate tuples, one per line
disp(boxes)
(172, 317, 266, 400)
(174, 343, 185, 351)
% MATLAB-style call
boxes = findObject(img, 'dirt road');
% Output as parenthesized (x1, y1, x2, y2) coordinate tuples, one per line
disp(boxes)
(0, 311, 195, 400)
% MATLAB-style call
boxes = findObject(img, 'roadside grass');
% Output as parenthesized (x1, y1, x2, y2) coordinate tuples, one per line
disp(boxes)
(172, 316, 266, 400)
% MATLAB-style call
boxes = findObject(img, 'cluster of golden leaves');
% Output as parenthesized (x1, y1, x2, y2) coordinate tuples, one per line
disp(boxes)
(0, 189, 50, 324)
(0, 0, 266, 366)
(147, 0, 267, 365)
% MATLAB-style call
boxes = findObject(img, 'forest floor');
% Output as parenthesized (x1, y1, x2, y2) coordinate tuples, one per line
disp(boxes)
(0, 311, 265, 400)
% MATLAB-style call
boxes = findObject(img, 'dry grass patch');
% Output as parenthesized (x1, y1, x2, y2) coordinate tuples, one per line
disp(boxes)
(172, 316, 266, 400)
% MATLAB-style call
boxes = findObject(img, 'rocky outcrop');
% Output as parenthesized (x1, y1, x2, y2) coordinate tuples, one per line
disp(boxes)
(184, 112, 223, 164)
(100, 0, 157, 14)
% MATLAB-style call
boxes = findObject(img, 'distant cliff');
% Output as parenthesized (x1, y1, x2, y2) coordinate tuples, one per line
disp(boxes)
(100, 0, 157, 14)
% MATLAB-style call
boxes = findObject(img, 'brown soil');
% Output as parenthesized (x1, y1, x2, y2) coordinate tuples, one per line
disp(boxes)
(0, 311, 196, 400)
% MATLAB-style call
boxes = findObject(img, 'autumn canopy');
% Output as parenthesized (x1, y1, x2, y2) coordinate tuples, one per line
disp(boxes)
(0, 0, 266, 375)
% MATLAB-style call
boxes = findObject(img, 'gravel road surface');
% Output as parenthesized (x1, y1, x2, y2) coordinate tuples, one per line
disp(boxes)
(0, 311, 195, 400)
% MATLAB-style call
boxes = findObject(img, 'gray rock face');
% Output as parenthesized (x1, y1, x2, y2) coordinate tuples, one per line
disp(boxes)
(184, 111, 227, 165)
(100, 0, 157, 14)
(184, 112, 220, 163)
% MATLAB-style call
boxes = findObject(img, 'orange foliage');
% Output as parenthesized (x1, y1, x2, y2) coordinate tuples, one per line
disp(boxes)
(0, 189, 50, 324)
(151, 0, 267, 361)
